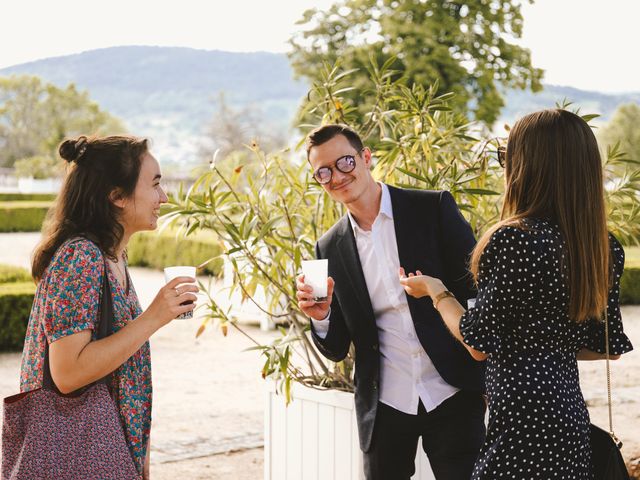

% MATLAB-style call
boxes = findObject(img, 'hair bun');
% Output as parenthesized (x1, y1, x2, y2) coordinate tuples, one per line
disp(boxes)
(59, 136, 89, 163)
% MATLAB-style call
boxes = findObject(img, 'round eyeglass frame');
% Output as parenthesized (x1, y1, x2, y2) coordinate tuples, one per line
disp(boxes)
(312, 153, 359, 185)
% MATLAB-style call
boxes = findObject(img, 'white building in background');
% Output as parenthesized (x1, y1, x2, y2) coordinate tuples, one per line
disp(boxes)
(17, 177, 62, 194)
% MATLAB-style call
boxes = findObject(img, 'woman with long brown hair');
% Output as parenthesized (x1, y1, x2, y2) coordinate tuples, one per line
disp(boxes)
(18, 135, 198, 479)
(399, 109, 633, 478)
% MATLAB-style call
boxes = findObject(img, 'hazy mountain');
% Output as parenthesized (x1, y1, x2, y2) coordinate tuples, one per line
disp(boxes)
(0, 46, 309, 164)
(2, 46, 638, 163)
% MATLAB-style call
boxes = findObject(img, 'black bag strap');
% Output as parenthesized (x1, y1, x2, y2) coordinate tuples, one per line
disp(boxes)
(42, 250, 115, 393)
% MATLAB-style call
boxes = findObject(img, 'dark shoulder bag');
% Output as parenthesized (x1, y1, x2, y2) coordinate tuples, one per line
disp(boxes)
(1, 254, 139, 480)
(589, 308, 630, 480)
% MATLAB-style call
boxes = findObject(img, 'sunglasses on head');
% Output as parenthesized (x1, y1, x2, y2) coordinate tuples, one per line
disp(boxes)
(497, 146, 506, 168)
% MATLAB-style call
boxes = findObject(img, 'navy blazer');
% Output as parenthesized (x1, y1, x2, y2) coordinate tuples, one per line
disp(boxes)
(311, 185, 486, 452)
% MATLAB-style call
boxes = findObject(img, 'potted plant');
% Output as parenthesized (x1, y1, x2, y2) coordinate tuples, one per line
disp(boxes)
(162, 61, 640, 480)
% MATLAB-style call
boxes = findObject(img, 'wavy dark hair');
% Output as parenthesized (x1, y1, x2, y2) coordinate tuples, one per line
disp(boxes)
(32, 135, 149, 282)
(470, 109, 609, 322)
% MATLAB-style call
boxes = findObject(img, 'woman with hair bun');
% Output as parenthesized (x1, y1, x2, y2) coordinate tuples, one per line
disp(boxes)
(399, 109, 633, 478)
(18, 135, 198, 479)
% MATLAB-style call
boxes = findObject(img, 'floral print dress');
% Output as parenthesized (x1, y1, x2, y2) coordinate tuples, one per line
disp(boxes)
(21, 237, 152, 477)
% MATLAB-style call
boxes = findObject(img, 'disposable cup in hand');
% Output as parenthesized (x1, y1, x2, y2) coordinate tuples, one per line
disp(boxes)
(301, 259, 328, 303)
(163, 266, 197, 319)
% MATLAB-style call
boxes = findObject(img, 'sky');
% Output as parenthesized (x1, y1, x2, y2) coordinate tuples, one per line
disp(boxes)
(1, 0, 639, 93)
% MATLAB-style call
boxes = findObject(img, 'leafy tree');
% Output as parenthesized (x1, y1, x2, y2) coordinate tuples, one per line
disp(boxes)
(599, 103, 640, 163)
(0, 75, 124, 168)
(13, 155, 62, 179)
(289, 0, 543, 125)
(199, 93, 288, 161)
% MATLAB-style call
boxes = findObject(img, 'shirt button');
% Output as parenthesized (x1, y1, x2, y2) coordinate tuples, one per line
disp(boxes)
(372, 344, 378, 352)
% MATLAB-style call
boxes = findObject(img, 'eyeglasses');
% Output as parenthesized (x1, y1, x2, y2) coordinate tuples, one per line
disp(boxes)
(312, 154, 358, 185)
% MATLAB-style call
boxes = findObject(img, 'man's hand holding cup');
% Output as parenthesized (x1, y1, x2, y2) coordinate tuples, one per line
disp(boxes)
(296, 274, 334, 321)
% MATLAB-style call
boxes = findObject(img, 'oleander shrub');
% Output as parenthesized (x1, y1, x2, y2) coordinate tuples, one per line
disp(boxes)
(0, 201, 52, 232)
(127, 230, 224, 276)
(0, 281, 35, 351)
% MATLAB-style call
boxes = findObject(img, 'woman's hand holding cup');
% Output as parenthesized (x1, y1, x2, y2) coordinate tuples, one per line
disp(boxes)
(145, 275, 198, 327)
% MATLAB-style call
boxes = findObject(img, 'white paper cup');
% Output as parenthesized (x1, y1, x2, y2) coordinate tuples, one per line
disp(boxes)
(163, 266, 197, 319)
(301, 259, 328, 302)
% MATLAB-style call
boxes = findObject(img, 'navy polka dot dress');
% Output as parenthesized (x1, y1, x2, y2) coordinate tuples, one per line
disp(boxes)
(460, 218, 633, 479)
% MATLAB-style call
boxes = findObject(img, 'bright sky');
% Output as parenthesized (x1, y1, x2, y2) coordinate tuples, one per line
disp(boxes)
(1, 0, 639, 93)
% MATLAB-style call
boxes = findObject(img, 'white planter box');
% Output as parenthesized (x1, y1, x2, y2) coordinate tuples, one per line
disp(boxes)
(265, 382, 435, 480)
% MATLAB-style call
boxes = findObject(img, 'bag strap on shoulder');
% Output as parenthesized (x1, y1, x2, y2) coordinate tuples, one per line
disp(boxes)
(42, 252, 115, 393)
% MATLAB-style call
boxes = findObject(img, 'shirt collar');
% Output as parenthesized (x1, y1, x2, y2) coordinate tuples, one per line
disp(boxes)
(347, 182, 393, 235)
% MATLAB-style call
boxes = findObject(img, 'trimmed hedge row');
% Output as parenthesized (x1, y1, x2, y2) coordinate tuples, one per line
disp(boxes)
(0, 201, 52, 232)
(127, 231, 224, 276)
(620, 268, 640, 304)
(0, 264, 32, 283)
(0, 278, 35, 351)
(0, 193, 56, 201)
(622, 247, 640, 304)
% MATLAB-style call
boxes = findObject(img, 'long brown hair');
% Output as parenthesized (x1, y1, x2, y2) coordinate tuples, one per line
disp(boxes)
(470, 109, 610, 322)
(32, 135, 149, 282)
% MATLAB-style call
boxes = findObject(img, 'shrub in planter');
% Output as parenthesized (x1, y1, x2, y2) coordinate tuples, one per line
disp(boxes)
(0, 201, 52, 232)
(165, 61, 640, 403)
(0, 282, 35, 351)
(127, 230, 224, 276)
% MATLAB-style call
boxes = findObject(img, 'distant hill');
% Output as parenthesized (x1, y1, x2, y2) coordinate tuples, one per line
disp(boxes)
(499, 85, 640, 132)
(0, 46, 309, 164)
(2, 46, 638, 163)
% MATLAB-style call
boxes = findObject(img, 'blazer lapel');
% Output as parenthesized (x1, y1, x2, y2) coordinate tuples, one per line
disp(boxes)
(389, 186, 439, 321)
(335, 216, 376, 326)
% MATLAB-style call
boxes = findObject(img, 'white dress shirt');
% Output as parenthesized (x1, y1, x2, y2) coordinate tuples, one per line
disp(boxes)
(312, 183, 459, 414)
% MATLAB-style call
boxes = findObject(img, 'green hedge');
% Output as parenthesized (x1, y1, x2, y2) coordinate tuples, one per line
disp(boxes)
(0, 201, 52, 232)
(620, 268, 640, 304)
(0, 281, 35, 351)
(127, 231, 224, 276)
(0, 193, 56, 201)
(0, 264, 32, 283)
(622, 247, 639, 304)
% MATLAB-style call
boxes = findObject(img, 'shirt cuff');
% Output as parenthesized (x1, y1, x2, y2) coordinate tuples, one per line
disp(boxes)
(310, 308, 331, 339)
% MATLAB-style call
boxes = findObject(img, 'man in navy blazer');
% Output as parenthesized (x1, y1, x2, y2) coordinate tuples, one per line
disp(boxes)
(296, 124, 486, 480)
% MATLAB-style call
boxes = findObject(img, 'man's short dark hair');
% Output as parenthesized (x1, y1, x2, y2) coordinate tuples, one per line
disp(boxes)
(306, 124, 364, 159)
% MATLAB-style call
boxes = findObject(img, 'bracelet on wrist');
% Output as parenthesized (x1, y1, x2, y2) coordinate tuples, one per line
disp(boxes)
(433, 290, 455, 310)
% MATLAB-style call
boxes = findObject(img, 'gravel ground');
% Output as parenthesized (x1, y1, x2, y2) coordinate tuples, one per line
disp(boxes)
(1, 232, 639, 478)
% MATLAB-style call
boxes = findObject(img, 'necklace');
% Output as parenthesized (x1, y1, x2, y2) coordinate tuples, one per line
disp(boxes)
(109, 254, 127, 290)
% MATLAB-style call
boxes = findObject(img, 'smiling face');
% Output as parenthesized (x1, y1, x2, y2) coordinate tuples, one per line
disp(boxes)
(308, 134, 374, 207)
(115, 152, 168, 236)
